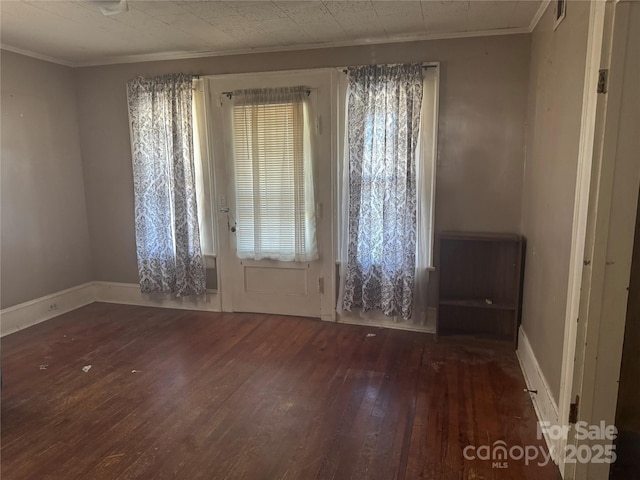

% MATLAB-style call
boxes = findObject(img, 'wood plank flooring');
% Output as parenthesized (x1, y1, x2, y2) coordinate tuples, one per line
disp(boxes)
(1, 303, 561, 480)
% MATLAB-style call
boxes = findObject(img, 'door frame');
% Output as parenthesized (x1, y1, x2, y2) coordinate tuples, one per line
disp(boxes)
(203, 68, 338, 321)
(558, 1, 640, 478)
(553, 0, 607, 474)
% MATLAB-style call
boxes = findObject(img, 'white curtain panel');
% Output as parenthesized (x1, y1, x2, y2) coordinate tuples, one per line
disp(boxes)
(413, 67, 439, 326)
(192, 78, 216, 261)
(126, 73, 206, 296)
(230, 86, 318, 262)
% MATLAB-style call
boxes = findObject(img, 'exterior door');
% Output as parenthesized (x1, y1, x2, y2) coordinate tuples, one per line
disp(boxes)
(206, 70, 335, 319)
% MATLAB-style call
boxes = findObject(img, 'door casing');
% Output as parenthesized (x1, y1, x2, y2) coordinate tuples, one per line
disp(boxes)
(204, 69, 338, 320)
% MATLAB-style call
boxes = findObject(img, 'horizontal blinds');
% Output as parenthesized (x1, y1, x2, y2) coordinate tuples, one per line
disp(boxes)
(232, 100, 305, 259)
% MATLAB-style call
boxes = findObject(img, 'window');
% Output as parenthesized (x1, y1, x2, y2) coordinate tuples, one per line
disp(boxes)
(336, 63, 438, 324)
(126, 74, 206, 296)
(231, 87, 317, 262)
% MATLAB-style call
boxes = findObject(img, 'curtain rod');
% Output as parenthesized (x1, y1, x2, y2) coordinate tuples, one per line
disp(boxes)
(220, 88, 312, 99)
(340, 63, 437, 74)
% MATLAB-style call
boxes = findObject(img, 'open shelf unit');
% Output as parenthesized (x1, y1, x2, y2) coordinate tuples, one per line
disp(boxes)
(436, 232, 525, 346)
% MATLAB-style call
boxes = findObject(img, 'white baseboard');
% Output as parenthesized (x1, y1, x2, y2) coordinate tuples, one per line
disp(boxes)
(0, 281, 223, 337)
(94, 281, 222, 312)
(337, 307, 437, 334)
(516, 326, 561, 463)
(3, 281, 440, 336)
(0, 282, 96, 337)
(320, 313, 336, 322)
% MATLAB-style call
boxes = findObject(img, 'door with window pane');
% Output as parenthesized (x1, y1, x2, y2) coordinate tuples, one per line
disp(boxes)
(207, 72, 334, 319)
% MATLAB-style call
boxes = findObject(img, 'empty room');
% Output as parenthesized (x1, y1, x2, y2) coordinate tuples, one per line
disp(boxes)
(1, 1, 638, 479)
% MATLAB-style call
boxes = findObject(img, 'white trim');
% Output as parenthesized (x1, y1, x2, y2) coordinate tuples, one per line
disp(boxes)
(94, 281, 221, 312)
(0, 281, 224, 337)
(0, 283, 96, 337)
(0, 43, 75, 67)
(337, 308, 437, 334)
(554, 0, 568, 31)
(556, 1, 607, 476)
(0, 280, 432, 336)
(71, 29, 531, 68)
(568, 3, 639, 479)
(1, 27, 530, 68)
(516, 327, 560, 463)
(424, 64, 440, 269)
(320, 312, 335, 323)
(530, 0, 552, 32)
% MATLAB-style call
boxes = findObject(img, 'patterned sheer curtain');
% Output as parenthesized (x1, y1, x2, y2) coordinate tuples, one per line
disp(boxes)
(231, 87, 317, 262)
(126, 74, 206, 296)
(338, 64, 424, 320)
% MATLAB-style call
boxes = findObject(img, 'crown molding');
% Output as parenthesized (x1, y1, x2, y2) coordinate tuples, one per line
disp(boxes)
(1, 26, 531, 69)
(0, 43, 75, 67)
(529, 0, 552, 32)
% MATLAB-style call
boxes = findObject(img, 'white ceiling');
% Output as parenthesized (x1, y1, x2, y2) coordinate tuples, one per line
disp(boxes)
(0, 1, 545, 67)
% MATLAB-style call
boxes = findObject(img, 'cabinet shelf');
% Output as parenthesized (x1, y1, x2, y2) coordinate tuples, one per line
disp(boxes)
(436, 232, 525, 347)
(439, 299, 517, 311)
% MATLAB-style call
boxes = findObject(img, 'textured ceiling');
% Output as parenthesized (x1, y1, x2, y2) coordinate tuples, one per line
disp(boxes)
(0, 1, 544, 66)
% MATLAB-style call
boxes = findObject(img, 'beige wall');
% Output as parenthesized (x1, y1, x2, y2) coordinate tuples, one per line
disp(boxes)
(520, 1, 591, 402)
(1, 51, 93, 308)
(74, 34, 531, 284)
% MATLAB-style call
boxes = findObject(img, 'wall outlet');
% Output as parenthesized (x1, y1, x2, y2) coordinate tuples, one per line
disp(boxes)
(48, 303, 58, 311)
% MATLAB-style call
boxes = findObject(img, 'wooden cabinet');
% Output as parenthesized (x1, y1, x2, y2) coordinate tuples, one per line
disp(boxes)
(436, 232, 525, 346)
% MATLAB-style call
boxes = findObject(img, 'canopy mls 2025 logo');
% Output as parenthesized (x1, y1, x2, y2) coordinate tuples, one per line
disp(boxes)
(463, 421, 618, 469)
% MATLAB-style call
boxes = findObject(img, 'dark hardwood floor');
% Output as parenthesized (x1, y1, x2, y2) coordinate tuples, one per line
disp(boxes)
(1, 303, 560, 480)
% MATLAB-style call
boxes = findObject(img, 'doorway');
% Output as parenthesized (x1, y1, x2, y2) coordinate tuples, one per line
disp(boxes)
(562, 1, 640, 479)
(205, 70, 336, 320)
(610, 187, 640, 479)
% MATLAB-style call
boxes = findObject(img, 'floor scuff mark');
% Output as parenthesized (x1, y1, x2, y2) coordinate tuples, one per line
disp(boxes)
(431, 361, 444, 372)
(105, 453, 125, 460)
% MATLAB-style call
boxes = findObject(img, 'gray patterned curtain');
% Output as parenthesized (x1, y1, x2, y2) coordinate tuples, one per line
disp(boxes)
(339, 64, 423, 320)
(126, 74, 206, 296)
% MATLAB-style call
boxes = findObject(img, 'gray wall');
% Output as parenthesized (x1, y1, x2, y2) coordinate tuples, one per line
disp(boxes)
(0, 34, 531, 309)
(520, 1, 591, 402)
(74, 34, 531, 284)
(1, 51, 93, 308)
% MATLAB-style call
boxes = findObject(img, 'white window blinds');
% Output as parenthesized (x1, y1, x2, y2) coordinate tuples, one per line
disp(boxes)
(231, 87, 317, 262)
